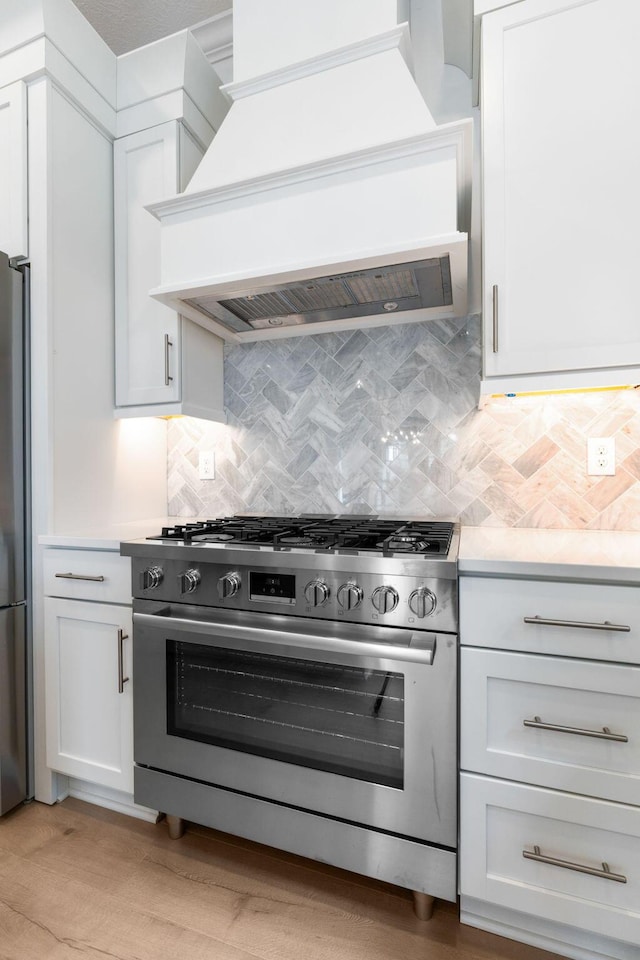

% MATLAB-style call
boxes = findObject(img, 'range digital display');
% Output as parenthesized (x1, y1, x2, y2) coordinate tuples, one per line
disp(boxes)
(250, 571, 296, 603)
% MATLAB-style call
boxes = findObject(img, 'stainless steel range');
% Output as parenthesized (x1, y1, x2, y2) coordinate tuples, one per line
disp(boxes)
(121, 515, 459, 919)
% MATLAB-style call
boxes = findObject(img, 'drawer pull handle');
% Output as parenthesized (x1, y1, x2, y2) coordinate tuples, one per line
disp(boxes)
(164, 334, 173, 385)
(492, 284, 499, 353)
(524, 615, 630, 633)
(55, 572, 105, 583)
(524, 716, 628, 743)
(117, 629, 130, 694)
(523, 846, 627, 883)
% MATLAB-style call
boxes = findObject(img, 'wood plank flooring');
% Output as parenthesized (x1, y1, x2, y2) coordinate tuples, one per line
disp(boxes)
(0, 798, 561, 960)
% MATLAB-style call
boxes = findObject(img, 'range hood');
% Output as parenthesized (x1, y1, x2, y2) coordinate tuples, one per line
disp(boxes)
(148, 0, 472, 342)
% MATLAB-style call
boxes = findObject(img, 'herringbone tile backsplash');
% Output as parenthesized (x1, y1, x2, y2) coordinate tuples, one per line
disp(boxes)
(167, 316, 640, 528)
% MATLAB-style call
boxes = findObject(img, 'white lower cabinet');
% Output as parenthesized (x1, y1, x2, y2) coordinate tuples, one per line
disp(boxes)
(460, 573, 640, 959)
(461, 648, 640, 806)
(44, 549, 134, 794)
(461, 774, 640, 947)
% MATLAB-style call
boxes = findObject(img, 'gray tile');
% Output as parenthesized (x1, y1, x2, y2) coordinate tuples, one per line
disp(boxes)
(262, 379, 292, 416)
(224, 386, 248, 419)
(315, 331, 353, 358)
(236, 369, 270, 402)
(336, 384, 371, 422)
(312, 351, 343, 388)
(223, 359, 248, 395)
(334, 330, 371, 367)
(286, 443, 319, 480)
(286, 362, 318, 393)
(388, 352, 427, 392)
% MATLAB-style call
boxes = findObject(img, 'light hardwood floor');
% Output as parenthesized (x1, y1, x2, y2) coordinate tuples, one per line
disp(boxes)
(0, 797, 561, 960)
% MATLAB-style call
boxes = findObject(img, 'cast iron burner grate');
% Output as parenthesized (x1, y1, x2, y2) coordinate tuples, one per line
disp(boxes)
(147, 516, 454, 556)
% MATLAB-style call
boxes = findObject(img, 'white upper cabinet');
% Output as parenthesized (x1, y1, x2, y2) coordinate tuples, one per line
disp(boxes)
(113, 32, 227, 421)
(0, 81, 28, 259)
(480, 0, 640, 393)
(115, 121, 187, 409)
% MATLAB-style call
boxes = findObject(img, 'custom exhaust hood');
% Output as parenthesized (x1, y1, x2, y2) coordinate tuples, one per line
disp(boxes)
(148, 0, 472, 342)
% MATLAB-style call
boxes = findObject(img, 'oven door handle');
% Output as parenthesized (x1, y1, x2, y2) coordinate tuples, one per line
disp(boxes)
(133, 611, 437, 666)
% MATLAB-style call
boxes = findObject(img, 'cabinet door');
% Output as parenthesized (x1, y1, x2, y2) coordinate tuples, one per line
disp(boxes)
(114, 122, 183, 407)
(0, 81, 28, 259)
(44, 598, 133, 793)
(461, 647, 640, 805)
(460, 575, 640, 664)
(482, 0, 640, 377)
(460, 774, 640, 946)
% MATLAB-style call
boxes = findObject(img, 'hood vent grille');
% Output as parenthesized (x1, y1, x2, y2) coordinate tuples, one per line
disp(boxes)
(186, 256, 452, 333)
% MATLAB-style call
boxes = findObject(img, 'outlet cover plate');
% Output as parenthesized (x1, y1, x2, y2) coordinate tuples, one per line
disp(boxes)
(198, 451, 215, 480)
(587, 437, 615, 476)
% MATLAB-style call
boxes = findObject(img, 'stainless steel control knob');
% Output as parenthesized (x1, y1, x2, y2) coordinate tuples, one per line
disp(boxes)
(371, 585, 399, 615)
(337, 582, 363, 610)
(408, 587, 437, 619)
(178, 568, 201, 594)
(304, 579, 330, 606)
(218, 572, 241, 600)
(141, 565, 163, 591)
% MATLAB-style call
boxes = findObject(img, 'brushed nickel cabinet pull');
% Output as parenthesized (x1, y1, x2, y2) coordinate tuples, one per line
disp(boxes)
(55, 572, 105, 582)
(492, 284, 499, 353)
(524, 615, 630, 633)
(524, 716, 628, 743)
(523, 846, 626, 883)
(117, 629, 130, 694)
(164, 334, 173, 385)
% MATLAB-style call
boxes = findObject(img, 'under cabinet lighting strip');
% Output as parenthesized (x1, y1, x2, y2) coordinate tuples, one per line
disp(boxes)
(490, 384, 639, 400)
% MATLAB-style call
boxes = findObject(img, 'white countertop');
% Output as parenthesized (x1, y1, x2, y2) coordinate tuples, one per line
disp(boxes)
(460, 527, 640, 584)
(40, 520, 640, 584)
(38, 518, 179, 551)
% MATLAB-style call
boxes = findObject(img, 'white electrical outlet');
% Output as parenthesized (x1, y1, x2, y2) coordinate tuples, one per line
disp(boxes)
(587, 437, 615, 476)
(198, 451, 215, 480)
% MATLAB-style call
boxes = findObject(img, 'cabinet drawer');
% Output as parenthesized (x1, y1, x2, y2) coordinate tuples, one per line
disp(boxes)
(461, 648, 640, 805)
(460, 577, 640, 663)
(460, 773, 640, 946)
(43, 549, 131, 604)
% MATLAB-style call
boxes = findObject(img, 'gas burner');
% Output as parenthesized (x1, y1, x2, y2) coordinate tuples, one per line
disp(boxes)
(384, 536, 439, 553)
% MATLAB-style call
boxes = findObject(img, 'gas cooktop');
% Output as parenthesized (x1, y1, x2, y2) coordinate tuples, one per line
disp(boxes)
(147, 515, 455, 557)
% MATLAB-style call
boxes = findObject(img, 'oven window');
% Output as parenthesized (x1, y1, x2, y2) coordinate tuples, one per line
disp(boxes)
(167, 641, 404, 788)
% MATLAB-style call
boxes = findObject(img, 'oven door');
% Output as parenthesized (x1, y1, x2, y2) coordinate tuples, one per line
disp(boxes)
(133, 599, 457, 847)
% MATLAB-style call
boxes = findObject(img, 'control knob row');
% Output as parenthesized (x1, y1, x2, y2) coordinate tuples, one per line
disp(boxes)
(140, 566, 437, 617)
(141, 566, 241, 598)
(303, 580, 437, 618)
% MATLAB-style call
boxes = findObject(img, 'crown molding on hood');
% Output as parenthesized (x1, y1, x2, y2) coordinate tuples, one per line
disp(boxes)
(147, 121, 472, 224)
(220, 23, 414, 103)
(191, 9, 233, 83)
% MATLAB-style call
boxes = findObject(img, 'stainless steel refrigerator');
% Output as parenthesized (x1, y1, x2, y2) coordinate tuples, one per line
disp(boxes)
(0, 250, 30, 816)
